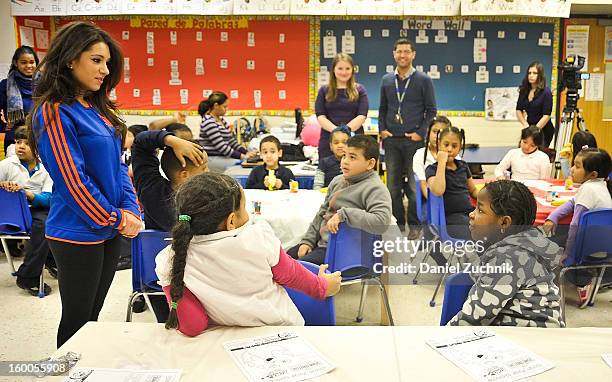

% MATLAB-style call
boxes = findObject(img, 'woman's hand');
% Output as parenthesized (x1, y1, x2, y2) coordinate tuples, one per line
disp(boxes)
(244, 150, 258, 160)
(119, 212, 142, 238)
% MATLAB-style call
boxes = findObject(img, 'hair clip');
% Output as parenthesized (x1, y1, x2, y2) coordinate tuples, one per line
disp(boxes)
(171, 301, 178, 309)
(581, 145, 589, 150)
(178, 214, 191, 222)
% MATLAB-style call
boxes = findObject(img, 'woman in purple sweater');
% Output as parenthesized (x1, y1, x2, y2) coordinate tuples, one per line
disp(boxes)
(315, 53, 368, 159)
(516, 62, 554, 147)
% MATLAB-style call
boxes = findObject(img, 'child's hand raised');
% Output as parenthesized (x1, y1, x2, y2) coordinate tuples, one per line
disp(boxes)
(319, 264, 341, 297)
(165, 135, 206, 167)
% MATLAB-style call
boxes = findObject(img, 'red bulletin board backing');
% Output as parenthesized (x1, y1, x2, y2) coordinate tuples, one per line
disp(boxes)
(14, 16, 53, 60)
(54, 16, 310, 114)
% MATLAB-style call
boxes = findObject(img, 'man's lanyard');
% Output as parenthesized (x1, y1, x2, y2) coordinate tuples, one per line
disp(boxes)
(394, 68, 415, 124)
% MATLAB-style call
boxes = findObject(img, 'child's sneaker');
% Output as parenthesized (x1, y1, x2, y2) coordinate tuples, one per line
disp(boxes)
(577, 283, 593, 309)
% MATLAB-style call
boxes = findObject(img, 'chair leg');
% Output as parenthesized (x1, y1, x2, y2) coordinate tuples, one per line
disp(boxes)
(126, 291, 143, 322)
(355, 281, 368, 323)
(38, 269, 45, 298)
(410, 247, 432, 283)
(372, 278, 394, 326)
(559, 268, 568, 326)
(587, 266, 608, 307)
(1, 238, 16, 275)
(429, 255, 452, 307)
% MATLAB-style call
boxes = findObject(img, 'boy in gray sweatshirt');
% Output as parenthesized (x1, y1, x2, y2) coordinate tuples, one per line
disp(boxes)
(288, 135, 392, 265)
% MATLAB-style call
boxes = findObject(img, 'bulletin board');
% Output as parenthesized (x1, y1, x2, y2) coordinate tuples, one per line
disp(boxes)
(318, 17, 560, 116)
(53, 16, 311, 115)
(14, 16, 54, 61)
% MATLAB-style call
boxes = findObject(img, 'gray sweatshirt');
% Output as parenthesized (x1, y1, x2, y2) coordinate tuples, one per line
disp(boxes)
(449, 228, 564, 328)
(300, 170, 392, 249)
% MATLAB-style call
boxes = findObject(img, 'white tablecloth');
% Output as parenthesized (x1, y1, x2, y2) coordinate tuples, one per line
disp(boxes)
(244, 189, 325, 249)
(48, 323, 612, 381)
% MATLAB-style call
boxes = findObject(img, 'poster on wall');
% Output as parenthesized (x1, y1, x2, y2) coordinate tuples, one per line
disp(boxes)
(233, 0, 290, 15)
(565, 25, 589, 70)
(460, 0, 518, 16)
(11, 0, 66, 16)
(484, 87, 519, 121)
(290, 0, 346, 15)
(405, 0, 460, 16)
(122, 0, 177, 15)
(523, 0, 571, 18)
(15, 17, 52, 61)
(201, 0, 234, 15)
(65, 0, 123, 15)
(346, 0, 403, 16)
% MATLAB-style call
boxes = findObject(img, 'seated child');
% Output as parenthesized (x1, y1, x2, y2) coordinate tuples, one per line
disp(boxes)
(559, 130, 597, 180)
(289, 135, 392, 265)
(449, 180, 563, 327)
(544, 148, 612, 307)
(494, 125, 551, 180)
(426, 126, 478, 240)
(413, 115, 452, 200)
(246, 135, 295, 190)
(131, 129, 208, 320)
(0, 126, 54, 296)
(314, 126, 350, 190)
(155, 173, 342, 336)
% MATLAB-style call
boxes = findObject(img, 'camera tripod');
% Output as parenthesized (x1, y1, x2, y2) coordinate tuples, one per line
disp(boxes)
(553, 102, 586, 177)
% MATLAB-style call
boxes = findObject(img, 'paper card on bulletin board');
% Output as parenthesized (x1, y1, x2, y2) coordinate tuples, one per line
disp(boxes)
(11, 0, 66, 16)
(233, 0, 290, 15)
(346, 0, 403, 16)
(566, 25, 590, 70)
(461, 0, 518, 16)
(65, 0, 123, 15)
(290, 0, 346, 15)
(56, 16, 309, 112)
(519, 0, 571, 18)
(404, 0, 460, 16)
(201, 0, 234, 15)
(15, 17, 52, 61)
(123, 0, 177, 15)
(484, 87, 518, 121)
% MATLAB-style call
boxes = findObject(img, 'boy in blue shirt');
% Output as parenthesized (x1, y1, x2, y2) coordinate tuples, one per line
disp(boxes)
(0, 126, 54, 296)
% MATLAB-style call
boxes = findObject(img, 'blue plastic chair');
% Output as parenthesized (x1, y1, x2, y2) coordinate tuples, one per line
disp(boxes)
(126, 229, 170, 321)
(439, 272, 474, 325)
(559, 208, 612, 323)
(234, 175, 248, 188)
(325, 225, 394, 325)
(295, 176, 314, 190)
(284, 261, 336, 326)
(414, 173, 426, 223)
(413, 191, 469, 307)
(0, 189, 46, 298)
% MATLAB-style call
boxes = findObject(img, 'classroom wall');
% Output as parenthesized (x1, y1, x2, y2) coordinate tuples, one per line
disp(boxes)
(0, 2, 17, 66)
(563, 18, 612, 153)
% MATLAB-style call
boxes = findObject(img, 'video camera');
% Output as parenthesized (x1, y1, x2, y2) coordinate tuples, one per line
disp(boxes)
(559, 55, 589, 110)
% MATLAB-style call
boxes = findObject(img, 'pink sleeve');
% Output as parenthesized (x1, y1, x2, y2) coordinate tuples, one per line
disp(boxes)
(163, 286, 209, 337)
(272, 247, 328, 299)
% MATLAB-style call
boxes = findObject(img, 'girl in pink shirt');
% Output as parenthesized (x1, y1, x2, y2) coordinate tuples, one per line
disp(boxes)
(156, 173, 341, 336)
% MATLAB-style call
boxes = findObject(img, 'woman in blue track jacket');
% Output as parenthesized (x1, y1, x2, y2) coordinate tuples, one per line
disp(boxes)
(27, 22, 142, 347)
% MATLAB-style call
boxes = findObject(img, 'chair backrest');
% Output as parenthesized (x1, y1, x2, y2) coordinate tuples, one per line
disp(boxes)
(569, 208, 612, 266)
(440, 272, 474, 325)
(284, 261, 336, 326)
(295, 176, 314, 190)
(131, 229, 171, 292)
(427, 190, 449, 241)
(414, 173, 425, 223)
(324, 224, 381, 281)
(233, 176, 248, 188)
(0, 189, 32, 234)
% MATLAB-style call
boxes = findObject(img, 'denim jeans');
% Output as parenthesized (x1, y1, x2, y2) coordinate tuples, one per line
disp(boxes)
(383, 137, 424, 228)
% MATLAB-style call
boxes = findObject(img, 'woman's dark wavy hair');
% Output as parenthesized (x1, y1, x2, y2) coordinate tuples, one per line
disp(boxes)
(518, 61, 546, 101)
(26, 21, 126, 157)
(165, 173, 243, 330)
(10, 45, 39, 73)
(484, 180, 537, 233)
(198, 91, 228, 117)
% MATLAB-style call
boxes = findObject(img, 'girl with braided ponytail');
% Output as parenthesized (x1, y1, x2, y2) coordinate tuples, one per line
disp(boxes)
(448, 180, 563, 327)
(425, 126, 477, 239)
(155, 173, 341, 336)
